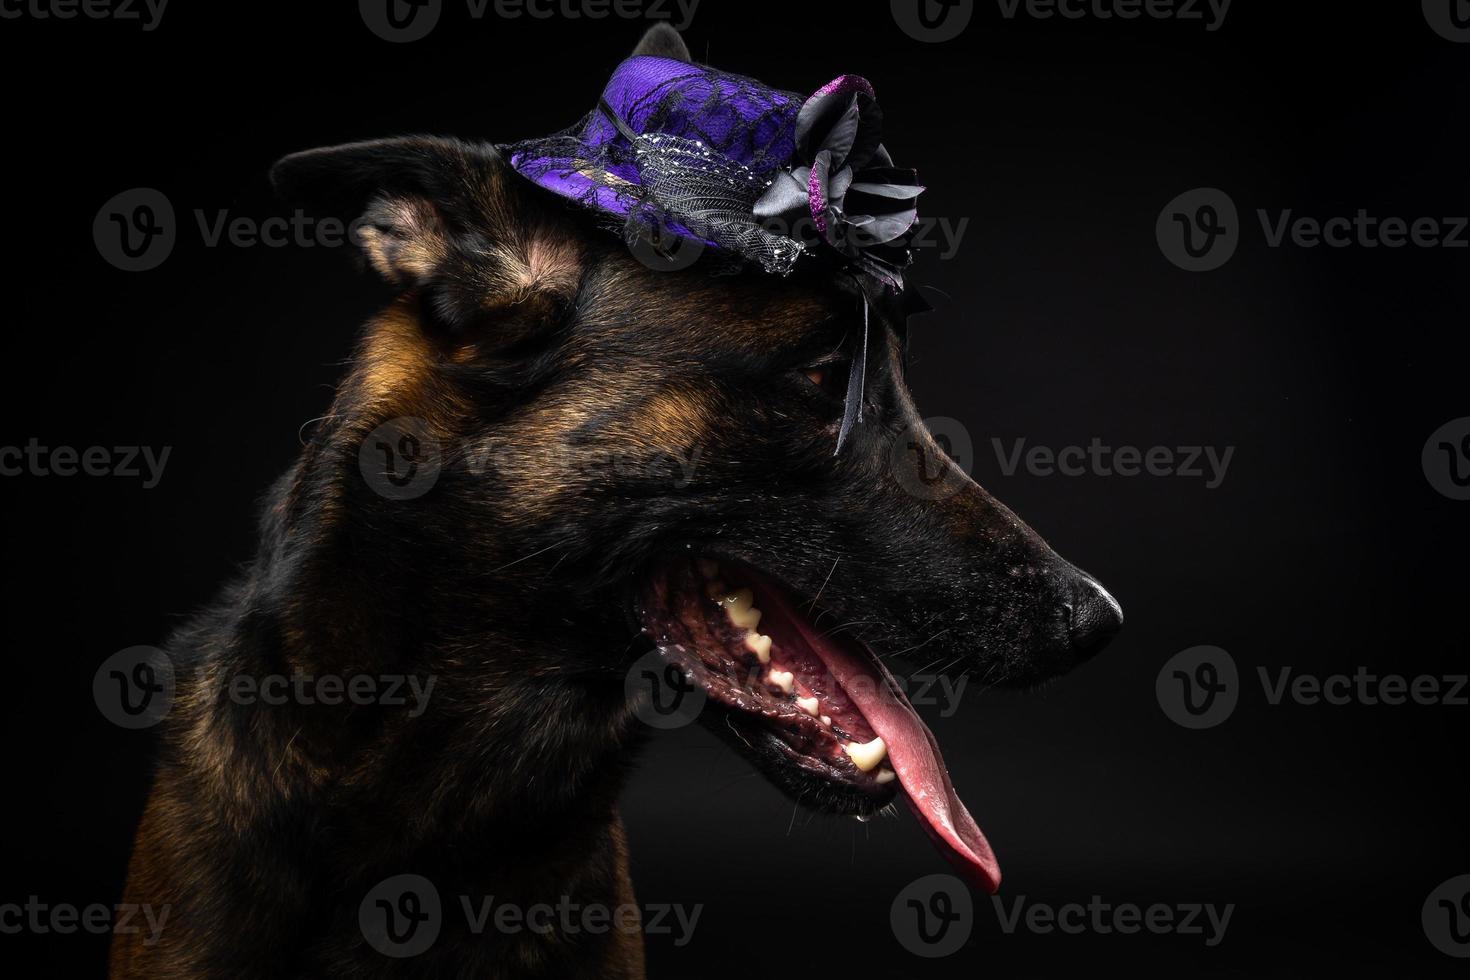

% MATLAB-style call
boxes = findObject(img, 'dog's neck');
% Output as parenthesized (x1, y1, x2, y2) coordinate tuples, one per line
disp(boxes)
(173, 512, 637, 865)
(137, 441, 646, 974)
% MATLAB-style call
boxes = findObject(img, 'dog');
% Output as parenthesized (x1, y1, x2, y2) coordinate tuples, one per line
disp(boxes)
(111, 25, 1121, 979)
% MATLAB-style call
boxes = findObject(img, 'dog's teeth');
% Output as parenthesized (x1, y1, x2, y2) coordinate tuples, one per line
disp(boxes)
(875, 766, 897, 785)
(729, 606, 762, 630)
(796, 696, 820, 716)
(820, 715, 831, 726)
(745, 633, 772, 664)
(768, 669, 795, 694)
(697, 559, 719, 578)
(842, 737, 887, 773)
(723, 588, 762, 629)
(730, 607, 762, 629)
(705, 579, 728, 602)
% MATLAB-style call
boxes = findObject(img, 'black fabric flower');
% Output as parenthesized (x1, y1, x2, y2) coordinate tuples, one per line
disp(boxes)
(754, 75, 923, 277)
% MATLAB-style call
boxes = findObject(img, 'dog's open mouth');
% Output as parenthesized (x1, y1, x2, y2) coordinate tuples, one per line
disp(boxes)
(637, 557, 1001, 893)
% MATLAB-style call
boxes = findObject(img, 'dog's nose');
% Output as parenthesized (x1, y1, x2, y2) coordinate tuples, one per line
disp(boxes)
(1066, 573, 1123, 660)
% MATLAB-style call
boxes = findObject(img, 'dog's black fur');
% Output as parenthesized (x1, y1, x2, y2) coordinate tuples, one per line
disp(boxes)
(112, 26, 1119, 978)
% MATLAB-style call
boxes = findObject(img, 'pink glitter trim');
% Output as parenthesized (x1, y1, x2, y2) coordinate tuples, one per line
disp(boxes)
(812, 74, 876, 101)
(808, 164, 829, 235)
(805, 75, 875, 234)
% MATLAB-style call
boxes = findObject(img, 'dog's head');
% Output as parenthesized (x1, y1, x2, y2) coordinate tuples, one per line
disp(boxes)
(270, 27, 1119, 892)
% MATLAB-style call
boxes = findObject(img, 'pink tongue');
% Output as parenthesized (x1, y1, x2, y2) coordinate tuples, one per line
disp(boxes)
(785, 614, 1002, 893)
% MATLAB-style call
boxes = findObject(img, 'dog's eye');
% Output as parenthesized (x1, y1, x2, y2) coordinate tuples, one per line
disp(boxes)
(801, 361, 850, 399)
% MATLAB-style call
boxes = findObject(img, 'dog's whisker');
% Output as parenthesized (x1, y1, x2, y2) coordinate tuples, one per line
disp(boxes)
(818, 619, 883, 640)
(724, 714, 753, 750)
(884, 628, 951, 661)
(489, 538, 571, 574)
(915, 654, 950, 675)
(806, 557, 840, 614)
(971, 659, 1007, 693)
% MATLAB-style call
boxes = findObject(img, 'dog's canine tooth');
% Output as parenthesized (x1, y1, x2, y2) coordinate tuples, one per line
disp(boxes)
(724, 587, 762, 629)
(768, 669, 795, 694)
(820, 715, 831, 726)
(875, 766, 897, 785)
(728, 604, 761, 631)
(842, 737, 888, 773)
(733, 607, 763, 630)
(796, 696, 820, 716)
(745, 633, 772, 664)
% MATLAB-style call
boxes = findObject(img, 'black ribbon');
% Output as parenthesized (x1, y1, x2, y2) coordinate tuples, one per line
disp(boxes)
(832, 274, 932, 454)
(599, 98, 641, 145)
(835, 290, 869, 454)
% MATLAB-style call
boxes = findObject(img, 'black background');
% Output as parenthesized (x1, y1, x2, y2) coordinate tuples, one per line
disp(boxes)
(2, 1, 1468, 976)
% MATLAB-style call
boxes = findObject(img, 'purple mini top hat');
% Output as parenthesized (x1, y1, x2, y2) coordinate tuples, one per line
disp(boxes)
(503, 51, 923, 290)
(502, 35, 927, 451)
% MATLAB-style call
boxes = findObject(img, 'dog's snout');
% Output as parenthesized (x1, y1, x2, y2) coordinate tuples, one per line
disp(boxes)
(1065, 572, 1123, 660)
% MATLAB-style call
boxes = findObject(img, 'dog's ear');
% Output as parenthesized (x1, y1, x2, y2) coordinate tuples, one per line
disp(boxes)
(270, 137, 583, 341)
(630, 23, 691, 61)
